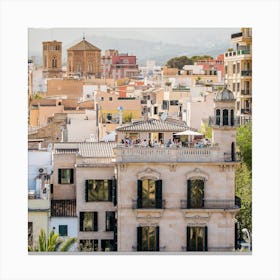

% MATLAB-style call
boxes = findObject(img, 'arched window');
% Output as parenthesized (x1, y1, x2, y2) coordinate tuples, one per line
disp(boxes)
(223, 109, 228, 125)
(52, 57, 57, 68)
(216, 109, 220, 125)
(230, 109, 234, 126)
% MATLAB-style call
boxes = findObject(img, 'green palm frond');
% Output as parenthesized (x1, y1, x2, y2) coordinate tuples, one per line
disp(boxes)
(59, 237, 77, 252)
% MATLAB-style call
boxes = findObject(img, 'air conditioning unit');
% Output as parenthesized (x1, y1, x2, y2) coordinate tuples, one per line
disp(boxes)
(38, 168, 47, 174)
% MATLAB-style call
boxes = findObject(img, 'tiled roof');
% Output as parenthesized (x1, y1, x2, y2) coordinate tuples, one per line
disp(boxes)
(67, 39, 101, 51)
(31, 99, 57, 106)
(78, 142, 116, 158)
(116, 119, 188, 132)
(78, 100, 94, 109)
(62, 99, 78, 108)
(53, 143, 79, 154)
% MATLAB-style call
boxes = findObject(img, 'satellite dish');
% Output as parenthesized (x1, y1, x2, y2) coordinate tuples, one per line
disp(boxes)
(161, 112, 167, 121)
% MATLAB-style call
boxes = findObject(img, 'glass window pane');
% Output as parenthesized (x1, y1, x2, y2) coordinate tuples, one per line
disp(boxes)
(84, 212, 93, 231)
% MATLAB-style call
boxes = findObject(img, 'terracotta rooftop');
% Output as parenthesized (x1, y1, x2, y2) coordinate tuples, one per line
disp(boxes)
(116, 119, 188, 132)
(78, 100, 94, 109)
(30, 99, 57, 106)
(67, 39, 101, 51)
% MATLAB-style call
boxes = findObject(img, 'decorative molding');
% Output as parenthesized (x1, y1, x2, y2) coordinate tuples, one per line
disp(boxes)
(137, 168, 161, 180)
(185, 168, 209, 181)
(136, 209, 163, 219)
(169, 163, 177, 172)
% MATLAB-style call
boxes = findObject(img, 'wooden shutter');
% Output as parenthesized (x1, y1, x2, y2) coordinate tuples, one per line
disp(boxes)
(79, 212, 84, 231)
(201, 180, 205, 208)
(113, 217, 118, 251)
(137, 227, 142, 251)
(186, 226, 190, 251)
(112, 178, 117, 206)
(155, 180, 162, 209)
(85, 180, 88, 202)
(93, 212, 98, 231)
(137, 180, 142, 209)
(156, 226, 160, 251)
(108, 180, 113, 202)
(187, 180, 191, 209)
(58, 169, 61, 184)
(70, 169, 74, 184)
(204, 226, 208, 251)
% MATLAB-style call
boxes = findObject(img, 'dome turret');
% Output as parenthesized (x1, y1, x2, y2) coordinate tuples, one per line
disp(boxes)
(215, 86, 235, 101)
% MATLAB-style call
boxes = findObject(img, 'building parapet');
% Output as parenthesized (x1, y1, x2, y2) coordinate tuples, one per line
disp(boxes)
(113, 146, 230, 163)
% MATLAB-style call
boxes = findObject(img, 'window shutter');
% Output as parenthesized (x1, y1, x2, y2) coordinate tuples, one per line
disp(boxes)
(155, 180, 162, 209)
(156, 226, 160, 251)
(85, 180, 88, 202)
(58, 169, 61, 184)
(204, 226, 208, 251)
(201, 180, 205, 208)
(108, 180, 113, 202)
(50, 184, 53, 194)
(93, 212, 98, 231)
(79, 212, 84, 231)
(186, 226, 190, 251)
(137, 227, 142, 251)
(137, 180, 142, 209)
(70, 169, 74, 184)
(113, 218, 118, 251)
(112, 178, 117, 206)
(187, 180, 191, 209)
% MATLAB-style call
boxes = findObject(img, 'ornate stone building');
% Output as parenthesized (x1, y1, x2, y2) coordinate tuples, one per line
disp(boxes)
(42, 41, 63, 78)
(67, 36, 101, 79)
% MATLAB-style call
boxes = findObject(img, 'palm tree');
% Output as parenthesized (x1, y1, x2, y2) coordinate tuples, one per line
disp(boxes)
(29, 229, 77, 252)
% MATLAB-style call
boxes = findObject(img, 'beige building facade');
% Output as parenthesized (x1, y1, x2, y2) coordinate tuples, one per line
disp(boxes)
(224, 28, 252, 121)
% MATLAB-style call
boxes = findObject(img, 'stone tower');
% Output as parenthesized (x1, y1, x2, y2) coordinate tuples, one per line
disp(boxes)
(210, 87, 238, 162)
(42, 40, 63, 78)
(67, 36, 101, 79)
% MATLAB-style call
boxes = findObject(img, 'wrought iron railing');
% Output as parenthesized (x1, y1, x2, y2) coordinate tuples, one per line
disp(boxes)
(231, 32, 242, 38)
(208, 116, 240, 126)
(241, 89, 251, 95)
(132, 199, 166, 209)
(241, 70, 252, 76)
(224, 152, 241, 162)
(180, 198, 241, 209)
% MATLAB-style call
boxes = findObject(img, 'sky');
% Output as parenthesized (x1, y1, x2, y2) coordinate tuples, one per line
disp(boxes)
(28, 27, 240, 64)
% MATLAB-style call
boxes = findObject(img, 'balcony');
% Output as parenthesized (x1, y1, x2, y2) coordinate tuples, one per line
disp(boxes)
(241, 108, 252, 114)
(132, 199, 166, 209)
(241, 70, 252, 76)
(241, 89, 251, 95)
(224, 152, 241, 162)
(180, 198, 241, 209)
(114, 146, 221, 163)
(231, 32, 243, 39)
(237, 49, 251, 55)
(51, 199, 76, 217)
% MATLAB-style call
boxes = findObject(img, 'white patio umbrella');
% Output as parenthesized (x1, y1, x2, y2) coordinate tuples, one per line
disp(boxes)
(174, 130, 203, 136)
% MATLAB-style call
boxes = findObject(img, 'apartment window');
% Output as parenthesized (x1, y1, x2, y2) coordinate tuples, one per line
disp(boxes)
(162, 100, 169, 110)
(233, 83, 236, 92)
(79, 239, 98, 252)
(106, 211, 115, 231)
(100, 97, 104, 101)
(237, 63, 240, 73)
(137, 179, 162, 209)
(59, 225, 68, 236)
(85, 180, 113, 202)
(80, 212, 98, 231)
(237, 83, 240, 92)
(170, 100, 179, 106)
(237, 101, 240, 111)
(233, 64, 236, 74)
(225, 65, 228, 74)
(187, 226, 208, 251)
(58, 169, 74, 184)
(153, 106, 158, 115)
(28, 222, 33, 247)
(230, 109, 235, 126)
(109, 97, 113, 101)
(101, 240, 116, 251)
(137, 226, 159, 251)
(187, 179, 204, 208)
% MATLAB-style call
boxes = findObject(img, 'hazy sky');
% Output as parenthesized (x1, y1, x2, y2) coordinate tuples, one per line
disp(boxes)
(28, 27, 240, 54)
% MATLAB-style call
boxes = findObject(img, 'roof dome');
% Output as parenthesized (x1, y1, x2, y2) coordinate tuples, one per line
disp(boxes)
(215, 87, 235, 101)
